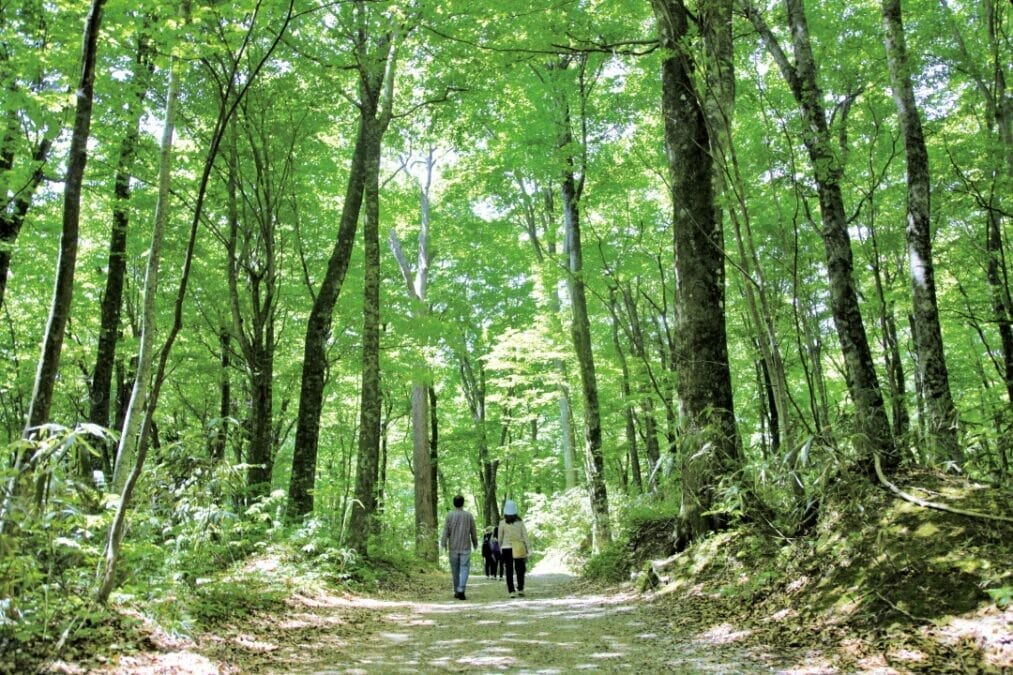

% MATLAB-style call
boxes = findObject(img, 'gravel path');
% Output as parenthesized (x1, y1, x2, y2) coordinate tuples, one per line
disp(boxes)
(225, 571, 778, 674)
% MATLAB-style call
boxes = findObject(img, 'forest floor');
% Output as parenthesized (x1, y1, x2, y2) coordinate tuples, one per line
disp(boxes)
(31, 469, 1013, 673)
(77, 561, 787, 674)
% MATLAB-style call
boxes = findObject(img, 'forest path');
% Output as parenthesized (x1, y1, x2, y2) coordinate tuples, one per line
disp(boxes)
(189, 565, 780, 674)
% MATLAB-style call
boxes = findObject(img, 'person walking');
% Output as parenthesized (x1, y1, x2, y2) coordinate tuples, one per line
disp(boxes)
(497, 499, 531, 598)
(440, 494, 478, 600)
(481, 528, 497, 578)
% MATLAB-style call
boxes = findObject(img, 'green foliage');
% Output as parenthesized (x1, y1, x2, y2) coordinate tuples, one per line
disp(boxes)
(582, 540, 633, 584)
(581, 492, 680, 584)
(2, 0, 1012, 668)
(985, 586, 1013, 609)
(523, 488, 595, 563)
(289, 517, 359, 582)
(0, 427, 112, 645)
(185, 580, 286, 627)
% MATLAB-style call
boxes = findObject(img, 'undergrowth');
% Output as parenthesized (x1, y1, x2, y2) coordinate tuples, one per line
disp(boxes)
(609, 469, 1013, 671)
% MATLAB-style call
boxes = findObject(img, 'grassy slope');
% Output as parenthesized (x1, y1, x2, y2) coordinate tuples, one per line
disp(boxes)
(634, 470, 1012, 672)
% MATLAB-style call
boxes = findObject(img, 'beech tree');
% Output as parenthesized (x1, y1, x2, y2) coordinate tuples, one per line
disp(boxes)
(288, 1, 400, 520)
(23, 0, 107, 439)
(743, 0, 898, 473)
(651, 0, 741, 545)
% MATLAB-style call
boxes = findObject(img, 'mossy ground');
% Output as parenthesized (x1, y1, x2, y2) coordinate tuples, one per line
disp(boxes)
(633, 470, 1012, 672)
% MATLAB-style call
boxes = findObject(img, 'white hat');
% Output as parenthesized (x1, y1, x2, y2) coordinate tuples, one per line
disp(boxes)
(503, 499, 518, 516)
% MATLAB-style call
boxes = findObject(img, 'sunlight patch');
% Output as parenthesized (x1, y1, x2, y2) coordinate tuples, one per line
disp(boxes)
(887, 647, 927, 664)
(697, 623, 751, 644)
(380, 632, 412, 643)
(767, 608, 797, 622)
(107, 652, 219, 674)
(456, 655, 517, 667)
(786, 576, 810, 593)
(233, 635, 277, 652)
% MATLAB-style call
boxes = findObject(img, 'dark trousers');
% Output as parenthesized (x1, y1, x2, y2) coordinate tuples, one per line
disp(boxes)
(484, 554, 497, 577)
(503, 549, 526, 593)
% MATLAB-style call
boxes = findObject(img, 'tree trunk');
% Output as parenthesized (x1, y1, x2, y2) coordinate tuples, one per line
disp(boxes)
(986, 210, 1013, 406)
(23, 0, 106, 437)
(289, 12, 395, 520)
(97, 26, 179, 603)
(121, 2, 294, 490)
(86, 30, 152, 478)
(882, 0, 961, 464)
(609, 289, 643, 494)
(938, 0, 1013, 408)
(726, 151, 792, 453)
(745, 0, 896, 471)
(459, 349, 498, 528)
(518, 182, 579, 489)
(387, 148, 437, 560)
(562, 155, 611, 551)
(247, 358, 274, 495)
(428, 384, 439, 528)
(621, 287, 662, 480)
(224, 116, 285, 500)
(288, 99, 382, 520)
(347, 125, 384, 556)
(867, 225, 911, 444)
(651, 0, 741, 547)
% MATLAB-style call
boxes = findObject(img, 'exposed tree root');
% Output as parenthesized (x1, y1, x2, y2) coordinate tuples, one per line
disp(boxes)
(874, 454, 1013, 523)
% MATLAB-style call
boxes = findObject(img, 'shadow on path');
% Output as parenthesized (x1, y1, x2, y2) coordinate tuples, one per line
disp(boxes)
(255, 572, 777, 674)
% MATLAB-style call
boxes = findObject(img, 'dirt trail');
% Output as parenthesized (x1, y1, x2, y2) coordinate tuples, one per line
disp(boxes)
(172, 569, 778, 674)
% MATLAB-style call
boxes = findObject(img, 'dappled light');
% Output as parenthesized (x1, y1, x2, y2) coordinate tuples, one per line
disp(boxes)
(121, 573, 780, 673)
(2, 0, 1012, 672)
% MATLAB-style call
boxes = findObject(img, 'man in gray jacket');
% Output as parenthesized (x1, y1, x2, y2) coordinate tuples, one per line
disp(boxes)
(440, 495, 478, 600)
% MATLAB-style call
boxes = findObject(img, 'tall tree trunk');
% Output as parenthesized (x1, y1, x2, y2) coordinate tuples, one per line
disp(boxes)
(97, 27, 180, 603)
(460, 349, 498, 528)
(745, 0, 897, 472)
(726, 147, 792, 453)
(428, 384, 439, 527)
(621, 287, 662, 480)
(882, 0, 961, 464)
(288, 24, 392, 518)
(867, 223, 911, 444)
(23, 0, 106, 438)
(609, 289, 643, 494)
(986, 211, 1013, 405)
(387, 148, 437, 559)
(651, 0, 741, 547)
(547, 54, 611, 550)
(939, 0, 1013, 408)
(562, 153, 611, 551)
(518, 182, 579, 489)
(86, 30, 152, 478)
(224, 116, 285, 500)
(120, 1, 294, 489)
(247, 357, 274, 494)
(347, 122, 384, 556)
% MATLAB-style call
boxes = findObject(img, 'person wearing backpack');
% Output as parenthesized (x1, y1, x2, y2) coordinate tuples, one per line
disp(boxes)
(497, 499, 531, 598)
(490, 531, 504, 578)
(481, 528, 497, 578)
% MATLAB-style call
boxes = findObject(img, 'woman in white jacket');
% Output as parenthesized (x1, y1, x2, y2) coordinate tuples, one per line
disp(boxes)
(497, 499, 531, 598)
